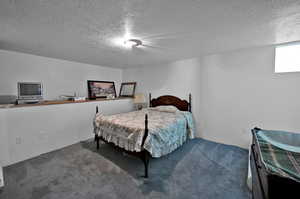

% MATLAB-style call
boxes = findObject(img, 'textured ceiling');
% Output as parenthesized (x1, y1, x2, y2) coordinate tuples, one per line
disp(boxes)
(1, 0, 300, 68)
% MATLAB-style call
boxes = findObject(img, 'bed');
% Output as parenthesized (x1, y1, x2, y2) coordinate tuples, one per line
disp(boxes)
(93, 94, 195, 177)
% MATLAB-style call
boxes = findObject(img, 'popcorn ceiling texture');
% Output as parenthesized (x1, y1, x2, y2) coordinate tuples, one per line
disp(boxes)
(0, 0, 300, 68)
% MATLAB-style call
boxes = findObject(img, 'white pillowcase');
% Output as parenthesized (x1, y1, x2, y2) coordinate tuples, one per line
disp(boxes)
(153, 105, 179, 113)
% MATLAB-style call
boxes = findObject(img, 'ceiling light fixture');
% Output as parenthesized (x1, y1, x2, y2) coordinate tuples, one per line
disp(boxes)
(124, 39, 142, 48)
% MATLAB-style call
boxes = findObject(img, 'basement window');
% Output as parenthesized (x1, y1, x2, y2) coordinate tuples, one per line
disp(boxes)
(275, 42, 300, 73)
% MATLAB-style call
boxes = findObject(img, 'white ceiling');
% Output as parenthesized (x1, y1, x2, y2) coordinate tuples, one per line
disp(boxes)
(1, 0, 300, 68)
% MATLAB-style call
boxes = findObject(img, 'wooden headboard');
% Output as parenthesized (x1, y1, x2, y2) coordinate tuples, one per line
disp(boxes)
(149, 94, 192, 112)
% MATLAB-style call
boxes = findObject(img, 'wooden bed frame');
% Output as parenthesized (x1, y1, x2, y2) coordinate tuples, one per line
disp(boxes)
(94, 93, 192, 178)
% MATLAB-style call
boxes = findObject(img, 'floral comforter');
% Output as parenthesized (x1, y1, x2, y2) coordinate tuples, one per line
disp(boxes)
(93, 108, 195, 158)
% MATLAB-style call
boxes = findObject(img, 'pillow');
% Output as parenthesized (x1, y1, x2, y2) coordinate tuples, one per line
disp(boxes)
(153, 105, 179, 113)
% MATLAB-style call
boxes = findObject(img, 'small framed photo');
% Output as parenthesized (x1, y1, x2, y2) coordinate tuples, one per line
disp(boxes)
(87, 80, 117, 99)
(119, 82, 136, 97)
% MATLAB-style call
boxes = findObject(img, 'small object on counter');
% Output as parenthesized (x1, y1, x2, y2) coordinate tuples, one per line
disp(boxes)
(106, 94, 115, 99)
(60, 93, 85, 101)
(60, 95, 75, 101)
(0, 95, 17, 105)
(73, 97, 86, 101)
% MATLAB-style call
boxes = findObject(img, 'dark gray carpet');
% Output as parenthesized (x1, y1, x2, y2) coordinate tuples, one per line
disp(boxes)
(0, 138, 251, 199)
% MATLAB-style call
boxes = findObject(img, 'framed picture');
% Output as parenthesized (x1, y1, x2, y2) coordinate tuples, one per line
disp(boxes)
(119, 82, 136, 97)
(87, 80, 116, 99)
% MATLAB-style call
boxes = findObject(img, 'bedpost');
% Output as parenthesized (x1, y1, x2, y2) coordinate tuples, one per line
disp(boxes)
(96, 135, 100, 150)
(141, 114, 150, 178)
(189, 94, 192, 112)
(143, 150, 150, 178)
(142, 114, 148, 147)
(95, 106, 100, 149)
(149, 93, 152, 107)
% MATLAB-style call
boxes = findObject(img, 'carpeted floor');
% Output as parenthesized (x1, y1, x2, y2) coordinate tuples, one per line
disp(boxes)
(0, 138, 251, 199)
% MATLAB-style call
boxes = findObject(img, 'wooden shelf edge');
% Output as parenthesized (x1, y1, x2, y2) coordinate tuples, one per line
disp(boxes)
(0, 97, 132, 109)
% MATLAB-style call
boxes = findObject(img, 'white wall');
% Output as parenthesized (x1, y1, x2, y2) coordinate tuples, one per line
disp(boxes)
(0, 108, 7, 186)
(123, 58, 202, 139)
(123, 46, 300, 149)
(0, 99, 134, 166)
(199, 46, 300, 148)
(0, 50, 122, 100)
(2, 45, 300, 166)
(0, 110, 9, 166)
(0, 49, 131, 167)
(0, 166, 3, 187)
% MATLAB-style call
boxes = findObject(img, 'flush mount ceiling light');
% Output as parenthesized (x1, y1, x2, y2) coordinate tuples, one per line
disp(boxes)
(110, 18, 144, 49)
(124, 39, 143, 48)
(111, 36, 143, 49)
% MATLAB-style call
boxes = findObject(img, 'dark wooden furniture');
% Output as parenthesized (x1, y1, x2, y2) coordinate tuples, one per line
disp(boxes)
(94, 93, 192, 178)
(149, 93, 192, 112)
(251, 127, 300, 199)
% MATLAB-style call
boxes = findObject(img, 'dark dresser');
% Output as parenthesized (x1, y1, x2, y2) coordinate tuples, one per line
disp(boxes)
(251, 128, 300, 199)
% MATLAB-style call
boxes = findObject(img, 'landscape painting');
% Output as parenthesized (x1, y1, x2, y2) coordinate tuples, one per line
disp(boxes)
(87, 80, 116, 99)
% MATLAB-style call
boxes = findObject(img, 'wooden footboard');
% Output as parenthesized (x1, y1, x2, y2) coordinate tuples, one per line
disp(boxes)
(95, 106, 150, 178)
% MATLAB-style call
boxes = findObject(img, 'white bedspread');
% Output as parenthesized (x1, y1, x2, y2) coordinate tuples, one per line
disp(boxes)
(93, 108, 195, 158)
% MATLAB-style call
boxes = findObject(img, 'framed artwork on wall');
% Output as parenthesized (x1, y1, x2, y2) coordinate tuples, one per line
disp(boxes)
(87, 80, 116, 99)
(119, 82, 136, 97)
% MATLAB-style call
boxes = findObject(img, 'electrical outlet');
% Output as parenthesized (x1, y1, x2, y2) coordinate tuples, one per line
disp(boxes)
(16, 137, 21, 144)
